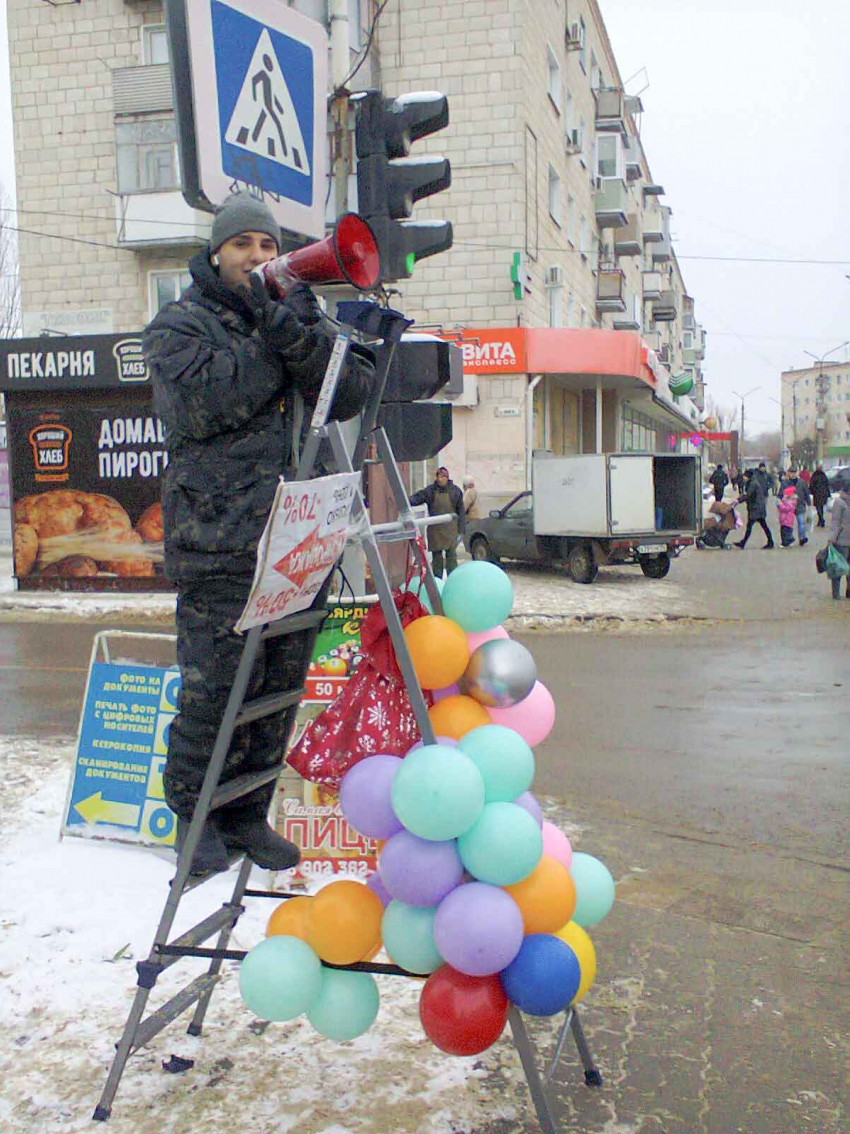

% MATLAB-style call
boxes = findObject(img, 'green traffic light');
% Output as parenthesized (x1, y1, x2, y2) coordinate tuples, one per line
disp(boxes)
(405, 251, 416, 274)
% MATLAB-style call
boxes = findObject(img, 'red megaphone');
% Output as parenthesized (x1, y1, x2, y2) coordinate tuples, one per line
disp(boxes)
(260, 213, 381, 294)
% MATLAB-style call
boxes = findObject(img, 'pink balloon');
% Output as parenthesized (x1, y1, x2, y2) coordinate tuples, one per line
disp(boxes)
(541, 821, 572, 871)
(431, 682, 460, 703)
(466, 625, 509, 653)
(486, 681, 555, 747)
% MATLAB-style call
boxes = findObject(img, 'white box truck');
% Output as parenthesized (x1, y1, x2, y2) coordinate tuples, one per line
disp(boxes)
(464, 453, 699, 583)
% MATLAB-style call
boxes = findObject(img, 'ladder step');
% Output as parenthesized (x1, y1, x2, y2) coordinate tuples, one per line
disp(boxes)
(210, 766, 281, 811)
(132, 974, 220, 1051)
(177, 851, 246, 893)
(154, 905, 243, 972)
(234, 687, 304, 727)
(259, 608, 328, 641)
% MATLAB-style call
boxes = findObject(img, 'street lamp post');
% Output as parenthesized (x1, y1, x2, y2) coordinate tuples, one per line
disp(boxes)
(803, 340, 850, 462)
(732, 385, 761, 467)
(768, 396, 785, 465)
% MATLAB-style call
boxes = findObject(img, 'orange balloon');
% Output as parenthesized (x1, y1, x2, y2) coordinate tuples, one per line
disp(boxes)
(428, 694, 492, 740)
(404, 615, 470, 690)
(503, 855, 576, 934)
(360, 941, 382, 962)
(265, 895, 312, 940)
(306, 880, 383, 965)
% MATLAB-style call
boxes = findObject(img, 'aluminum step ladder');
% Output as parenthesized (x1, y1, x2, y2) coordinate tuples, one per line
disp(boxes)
(93, 302, 601, 1130)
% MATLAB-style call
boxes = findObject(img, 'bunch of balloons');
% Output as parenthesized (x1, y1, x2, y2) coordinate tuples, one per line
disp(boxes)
(238, 561, 616, 1055)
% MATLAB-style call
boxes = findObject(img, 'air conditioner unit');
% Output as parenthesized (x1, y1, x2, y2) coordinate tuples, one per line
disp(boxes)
(565, 128, 581, 153)
(565, 23, 581, 50)
(545, 266, 565, 287)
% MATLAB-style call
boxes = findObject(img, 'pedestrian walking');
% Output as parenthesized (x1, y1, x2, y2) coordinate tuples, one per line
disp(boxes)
(827, 476, 850, 599)
(734, 466, 745, 495)
(809, 464, 831, 527)
(462, 476, 481, 521)
(735, 468, 774, 549)
(789, 469, 811, 546)
(777, 487, 797, 547)
(143, 192, 375, 875)
(709, 463, 729, 501)
(409, 466, 466, 577)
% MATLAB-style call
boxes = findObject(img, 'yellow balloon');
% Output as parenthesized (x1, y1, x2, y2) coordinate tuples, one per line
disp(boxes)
(428, 694, 492, 740)
(306, 880, 383, 965)
(404, 615, 470, 689)
(266, 895, 312, 941)
(554, 921, 597, 1004)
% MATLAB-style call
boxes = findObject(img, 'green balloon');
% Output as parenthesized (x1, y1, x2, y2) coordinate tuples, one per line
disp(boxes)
(457, 802, 542, 885)
(239, 935, 322, 1022)
(570, 852, 615, 927)
(459, 724, 535, 802)
(391, 745, 485, 841)
(381, 900, 444, 974)
(441, 561, 514, 632)
(306, 968, 380, 1041)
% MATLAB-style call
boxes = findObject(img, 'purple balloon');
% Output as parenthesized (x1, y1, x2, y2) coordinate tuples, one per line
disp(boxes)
(433, 882, 524, 976)
(366, 870, 393, 908)
(406, 735, 458, 753)
(513, 790, 543, 828)
(339, 755, 405, 839)
(378, 830, 464, 907)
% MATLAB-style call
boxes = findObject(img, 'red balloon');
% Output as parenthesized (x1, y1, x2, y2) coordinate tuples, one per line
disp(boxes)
(419, 964, 509, 1056)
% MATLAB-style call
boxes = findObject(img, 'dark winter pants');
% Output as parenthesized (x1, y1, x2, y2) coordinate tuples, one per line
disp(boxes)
(713, 487, 723, 501)
(164, 574, 327, 822)
(432, 546, 458, 577)
(816, 503, 826, 527)
(738, 518, 774, 547)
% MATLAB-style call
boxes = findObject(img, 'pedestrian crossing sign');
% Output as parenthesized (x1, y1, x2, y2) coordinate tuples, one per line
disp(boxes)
(178, 0, 328, 240)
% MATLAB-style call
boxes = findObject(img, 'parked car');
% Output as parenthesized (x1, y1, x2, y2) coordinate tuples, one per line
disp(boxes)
(827, 465, 850, 491)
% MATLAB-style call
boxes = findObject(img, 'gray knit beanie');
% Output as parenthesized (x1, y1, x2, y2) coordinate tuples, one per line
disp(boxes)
(209, 192, 281, 253)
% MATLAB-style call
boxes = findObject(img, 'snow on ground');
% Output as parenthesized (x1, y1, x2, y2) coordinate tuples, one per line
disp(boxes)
(0, 737, 582, 1134)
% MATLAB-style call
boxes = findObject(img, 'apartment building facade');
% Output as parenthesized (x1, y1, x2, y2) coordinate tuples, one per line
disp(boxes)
(780, 362, 850, 461)
(6, 0, 707, 507)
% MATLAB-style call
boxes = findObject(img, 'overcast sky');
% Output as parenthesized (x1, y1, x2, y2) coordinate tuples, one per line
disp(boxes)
(1, 0, 849, 436)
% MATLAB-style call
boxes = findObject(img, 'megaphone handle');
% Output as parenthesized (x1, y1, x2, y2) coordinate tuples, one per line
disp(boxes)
(295, 331, 351, 480)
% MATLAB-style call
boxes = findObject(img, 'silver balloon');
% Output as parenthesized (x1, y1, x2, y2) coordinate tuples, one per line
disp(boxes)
(459, 639, 537, 708)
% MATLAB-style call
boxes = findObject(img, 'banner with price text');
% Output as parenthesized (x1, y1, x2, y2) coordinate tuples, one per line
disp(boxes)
(235, 472, 360, 634)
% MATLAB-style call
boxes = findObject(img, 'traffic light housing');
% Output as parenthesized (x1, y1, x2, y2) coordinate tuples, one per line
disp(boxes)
(353, 90, 453, 282)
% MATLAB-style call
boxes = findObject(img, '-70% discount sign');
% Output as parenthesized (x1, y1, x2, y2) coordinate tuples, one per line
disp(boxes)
(236, 473, 361, 634)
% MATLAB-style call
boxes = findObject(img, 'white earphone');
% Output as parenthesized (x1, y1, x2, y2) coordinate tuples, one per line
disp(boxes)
(211, 254, 220, 267)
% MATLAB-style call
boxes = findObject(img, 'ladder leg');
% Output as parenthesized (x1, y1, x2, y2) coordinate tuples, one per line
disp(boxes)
(570, 1005, 603, 1086)
(186, 858, 254, 1036)
(508, 1007, 560, 1134)
(92, 982, 154, 1121)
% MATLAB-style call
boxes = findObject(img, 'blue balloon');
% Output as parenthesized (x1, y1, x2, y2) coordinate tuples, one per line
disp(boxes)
(500, 934, 581, 1016)
(441, 562, 514, 632)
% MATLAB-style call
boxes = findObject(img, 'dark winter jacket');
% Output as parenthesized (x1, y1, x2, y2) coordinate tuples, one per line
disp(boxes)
(809, 469, 831, 507)
(144, 251, 374, 584)
(741, 474, 768, 521)
(709, 468, 728, 493)
(791, 477, 810, 516)
(409, 479, 466, 549)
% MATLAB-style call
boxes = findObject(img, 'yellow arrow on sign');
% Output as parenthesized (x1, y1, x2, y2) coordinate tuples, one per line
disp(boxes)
(74, 792, 141, 827)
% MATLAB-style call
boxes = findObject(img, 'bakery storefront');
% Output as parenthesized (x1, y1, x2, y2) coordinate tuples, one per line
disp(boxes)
(0, 333, 169, 591)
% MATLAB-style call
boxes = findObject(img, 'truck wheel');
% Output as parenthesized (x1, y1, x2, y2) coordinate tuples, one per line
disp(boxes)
(471, 536, 499, 564)
(640, 553, 671, 579)
(567, 543, 598, 584)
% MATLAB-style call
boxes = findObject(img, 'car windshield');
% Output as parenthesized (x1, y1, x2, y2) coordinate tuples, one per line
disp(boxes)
(504, 496, 532, 516)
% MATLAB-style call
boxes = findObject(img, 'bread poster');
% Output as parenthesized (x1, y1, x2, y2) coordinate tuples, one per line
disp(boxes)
(7, 394, 170, 589)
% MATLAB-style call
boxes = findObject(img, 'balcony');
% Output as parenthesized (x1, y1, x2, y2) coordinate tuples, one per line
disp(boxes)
(623, 136, 642, 182)
(642, 329, 661, 351)
(682, 313, 696, 331)
(116, 191, 212, 250)
(642, 205, 664, 243)
(113, 64, 173, 115)
(651, 238, 672, 263)
(652, 291, 678, 322)
(594, 87, 625, 132)
(594, 179, 629, 227)
(682, 348, 698, 367)
(613, 216, 641, 256)
(595, 268, 626, 313)
(625, 94, 644, 118)
(642, 269, 662, 298)
(613, 314, 641, 331)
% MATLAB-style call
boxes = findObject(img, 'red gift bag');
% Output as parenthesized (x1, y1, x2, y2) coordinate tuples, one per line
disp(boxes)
(287, 548, 433, 786)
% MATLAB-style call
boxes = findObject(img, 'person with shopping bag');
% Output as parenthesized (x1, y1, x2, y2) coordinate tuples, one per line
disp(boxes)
(826, 476, 850, 600)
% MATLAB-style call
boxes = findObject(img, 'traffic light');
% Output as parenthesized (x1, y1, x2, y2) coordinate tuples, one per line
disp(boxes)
(353, 90, 453, 282)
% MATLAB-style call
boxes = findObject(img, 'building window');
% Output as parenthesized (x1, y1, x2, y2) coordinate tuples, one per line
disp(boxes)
(548, 165, 561, 225)
(143, 25, 169, 65)
(578, 17, 587, 71)
(548, 286, 562, 328)
(116, 117, 179, 193)
(567, 194, 575, 245)
(683, 331, 692, 348)
(580, 306, 587, 327)
(547, 45, 562, 110)
(566, 291, 574, 327)
(579, 115, 587, 165)
(621, 404, 658, 452)
(149, 270, 192, 318)
(596, 134, 621, 180)
(348, 0, 363, 51)
(590, 50, 602, 91)
(565, 89, 573, 132)
(579, 214, 587, 259)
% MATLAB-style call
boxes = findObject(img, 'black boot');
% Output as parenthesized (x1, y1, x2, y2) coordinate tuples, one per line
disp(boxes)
(175, 816, 230, 876)
(219, 813, 301, 870)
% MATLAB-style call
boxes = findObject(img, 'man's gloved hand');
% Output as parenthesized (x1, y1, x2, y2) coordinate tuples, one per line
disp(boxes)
(283, 282, 322, 326)
(247, 275, 306, 355)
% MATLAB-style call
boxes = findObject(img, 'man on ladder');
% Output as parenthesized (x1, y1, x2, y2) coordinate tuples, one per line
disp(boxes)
(144, 192, 375, 875)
